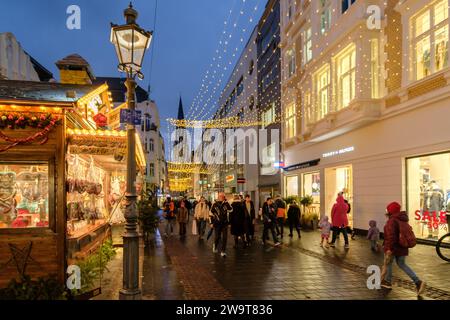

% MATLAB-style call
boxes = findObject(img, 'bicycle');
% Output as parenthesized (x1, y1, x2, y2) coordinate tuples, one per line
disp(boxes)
(436, 232, 450, 262)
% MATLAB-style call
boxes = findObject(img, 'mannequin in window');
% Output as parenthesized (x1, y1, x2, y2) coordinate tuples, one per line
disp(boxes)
(423, 181, 445, 239)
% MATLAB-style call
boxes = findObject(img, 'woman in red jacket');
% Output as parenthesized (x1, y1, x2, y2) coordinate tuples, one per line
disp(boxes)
(329, 195, 350, 249)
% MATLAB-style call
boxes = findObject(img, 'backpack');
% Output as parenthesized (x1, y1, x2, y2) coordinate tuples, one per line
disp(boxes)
(397, 219, 417, 249)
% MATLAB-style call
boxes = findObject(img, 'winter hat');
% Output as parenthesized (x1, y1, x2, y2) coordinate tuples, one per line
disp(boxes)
(386, 202, 401, 215)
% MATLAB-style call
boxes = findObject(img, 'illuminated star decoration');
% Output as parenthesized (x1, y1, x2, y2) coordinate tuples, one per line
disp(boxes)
(0, 242, 40, 279)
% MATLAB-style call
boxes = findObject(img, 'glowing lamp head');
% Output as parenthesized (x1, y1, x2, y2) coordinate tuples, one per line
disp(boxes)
(110, 3, 152, 78)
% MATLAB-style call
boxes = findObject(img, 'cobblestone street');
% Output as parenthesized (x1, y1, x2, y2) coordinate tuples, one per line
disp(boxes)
(139, 218, 450, 301)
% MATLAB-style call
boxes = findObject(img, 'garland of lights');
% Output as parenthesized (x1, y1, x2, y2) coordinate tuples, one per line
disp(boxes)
(0, 113, 60, 130)
(167, 0, 391, 191)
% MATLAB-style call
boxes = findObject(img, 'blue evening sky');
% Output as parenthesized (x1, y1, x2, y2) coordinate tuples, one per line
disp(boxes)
(0, 0, 265, 142)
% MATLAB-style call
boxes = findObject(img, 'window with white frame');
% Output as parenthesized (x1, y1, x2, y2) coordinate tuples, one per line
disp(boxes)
(286, 48, 296, 78)
(149, 163, 155, 177)
(371, 39, 380, 99)
(149, 138, 155, 152)
(320, 0, 331, 35)
(262, 103, 276, 126)
(302, 27, 312, 66)
(316, 65, 330, 120)
(304, 89, 312, 125)
(412, 0, 449, 81)
(336, 44, 356, 109)
(285, 102, 296, 139)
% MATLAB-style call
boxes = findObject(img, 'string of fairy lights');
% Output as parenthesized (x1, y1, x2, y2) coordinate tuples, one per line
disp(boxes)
(168, 0, 389, 192)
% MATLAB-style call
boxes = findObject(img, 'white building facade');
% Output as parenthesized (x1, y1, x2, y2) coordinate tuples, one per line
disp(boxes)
(280, 0, 450, 242)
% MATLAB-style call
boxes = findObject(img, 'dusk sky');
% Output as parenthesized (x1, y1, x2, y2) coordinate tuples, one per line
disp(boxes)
(0, 0, 265, 141)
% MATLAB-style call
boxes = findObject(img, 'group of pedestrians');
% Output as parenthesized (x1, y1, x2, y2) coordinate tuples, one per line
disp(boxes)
(162, 192, 426, 297)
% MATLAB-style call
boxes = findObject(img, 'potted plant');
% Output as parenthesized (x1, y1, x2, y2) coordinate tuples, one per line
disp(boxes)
(300, 195, 315, 229)
(138, 197, 160, 244)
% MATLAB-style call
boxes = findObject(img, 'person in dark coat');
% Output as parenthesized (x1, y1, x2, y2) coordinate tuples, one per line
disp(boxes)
(287, 201, 301, 238)
(210, 192, 233, 258)
(262, 198, 280, 246)
(230, 195, 246, 248)
(243, 194, 256, 245)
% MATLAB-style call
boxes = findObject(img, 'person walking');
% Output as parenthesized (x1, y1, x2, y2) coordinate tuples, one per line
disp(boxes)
(163, 197, 176, 237)
(319, 216, 331, 247)
(262, 197, 280, 246)
(329, 194, 350, 249)
(194, 196, 210, 240)
(367, 220, 380, 252)
(210, 192, 233, 258)
(380, 202, 426, 296)
(287, 200, 301, 238)
(230, 195, 245, 249)
(243, 194, 256, 245)
(177, 201, 189, 237)
(274, 196, 287, 239)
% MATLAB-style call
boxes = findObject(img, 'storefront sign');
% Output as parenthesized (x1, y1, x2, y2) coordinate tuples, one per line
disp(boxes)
(323, 146, 355, 158)
(226, 175, 235, 183)
(237, 178, 246, 184)
(283, 159, 321, 172)
(120, 109, 142, 125)
(415, 210, 448, 231)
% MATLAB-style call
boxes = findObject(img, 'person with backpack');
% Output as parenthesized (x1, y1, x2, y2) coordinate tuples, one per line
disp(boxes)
(381, 202, 426, 296)
(287, 200, 301, 238)
(262, 197, 281, 246)
(163, 197, 176, 237)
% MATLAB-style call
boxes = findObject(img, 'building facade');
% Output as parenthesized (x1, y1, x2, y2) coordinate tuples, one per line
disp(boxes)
(206, 26, 260, 205)
(280, 0, 450, 242)
(257, 0, 282, 205)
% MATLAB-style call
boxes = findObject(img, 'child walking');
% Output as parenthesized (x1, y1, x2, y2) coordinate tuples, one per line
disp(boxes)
(319, 216, 331, 247)
(367, 220, 380, 252)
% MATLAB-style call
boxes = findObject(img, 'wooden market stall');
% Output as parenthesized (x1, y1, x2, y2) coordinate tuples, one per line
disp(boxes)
(0, 79, 145, 289)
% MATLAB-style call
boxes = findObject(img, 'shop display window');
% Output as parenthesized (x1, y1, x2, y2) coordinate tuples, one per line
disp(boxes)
(407, 152, 450, 241)
(0, 163, 49, 229)
(285, 176, 298, 197)
(302, 172, 321, 215)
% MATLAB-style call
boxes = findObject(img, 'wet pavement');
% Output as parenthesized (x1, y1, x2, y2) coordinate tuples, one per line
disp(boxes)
(143, 217, 450, 300)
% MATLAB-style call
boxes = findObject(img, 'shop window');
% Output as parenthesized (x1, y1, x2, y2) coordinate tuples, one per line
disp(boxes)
(302, 27, 312, 66)
(302, 171, 321, 208)
(320, 0, 331, 35)
(315, 64, 330, 120)
(0, 163, 50, 229)
(336, 44, 356, 109)
(285, 102, 296, 139)
(412, 0, 449, 81)
(407, 152, 450, 241)
(286, 176, 299, 197)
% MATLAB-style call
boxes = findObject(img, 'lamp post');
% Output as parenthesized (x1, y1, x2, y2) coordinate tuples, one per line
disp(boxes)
(111, 2, 152, 300)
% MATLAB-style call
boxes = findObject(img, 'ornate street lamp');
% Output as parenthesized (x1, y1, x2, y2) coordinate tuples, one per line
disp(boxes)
(111, 2, 152, 300)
